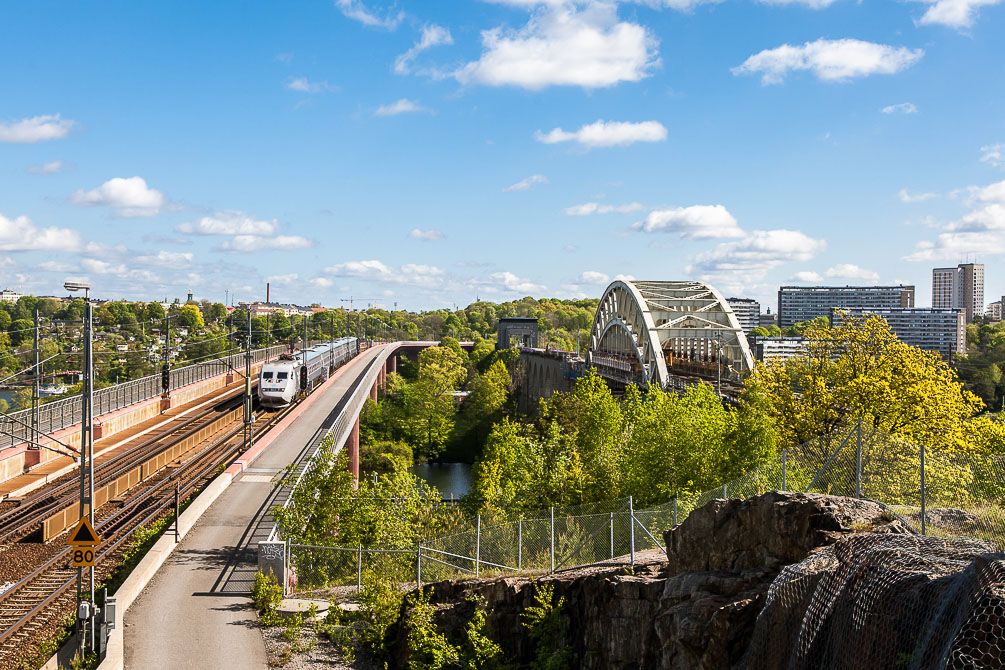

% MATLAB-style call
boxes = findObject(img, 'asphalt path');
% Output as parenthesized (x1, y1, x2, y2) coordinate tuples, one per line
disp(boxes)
(123, 346, 383, 669)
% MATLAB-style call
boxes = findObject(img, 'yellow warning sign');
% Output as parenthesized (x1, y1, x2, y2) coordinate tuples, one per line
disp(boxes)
(70, 546, 95, 567)
(67, 517, 100, 546)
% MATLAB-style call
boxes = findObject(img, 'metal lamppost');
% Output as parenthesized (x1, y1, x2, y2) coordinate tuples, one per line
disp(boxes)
(64, 280, 95, 653)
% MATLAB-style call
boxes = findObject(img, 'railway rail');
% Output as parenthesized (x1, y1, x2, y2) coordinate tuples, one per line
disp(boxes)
(0, 383, 250, 546)
(0, 398, 296, 669)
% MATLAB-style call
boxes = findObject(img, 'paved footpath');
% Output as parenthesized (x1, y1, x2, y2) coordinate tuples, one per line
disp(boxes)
(124, 346, 383, 670)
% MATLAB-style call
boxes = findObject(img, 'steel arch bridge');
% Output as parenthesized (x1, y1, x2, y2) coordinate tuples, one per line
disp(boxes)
(586, 280, 755, 392)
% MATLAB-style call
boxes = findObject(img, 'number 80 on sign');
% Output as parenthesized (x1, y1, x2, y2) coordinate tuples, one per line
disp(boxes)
(71, 547, 95, 567)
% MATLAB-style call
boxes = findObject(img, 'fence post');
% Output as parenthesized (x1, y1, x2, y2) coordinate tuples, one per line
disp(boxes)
(518, 518, 523, 571)
(417, 544, 422, 588)
(629, 496, 635, 568)
(550, 507, 555, 574)
(357, 543, 362, 593)
(920, 443, 927, 536)
(722, 484, 728, 499)
(609, 512, 614, 560)
(475, 514, 481, 578)
(672, 498, 678, 527)
(855, 418, 862, 499)
(782, 449, 787, 491)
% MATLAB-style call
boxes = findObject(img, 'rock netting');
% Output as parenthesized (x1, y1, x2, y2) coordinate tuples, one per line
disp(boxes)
(392, 491, 925, 669)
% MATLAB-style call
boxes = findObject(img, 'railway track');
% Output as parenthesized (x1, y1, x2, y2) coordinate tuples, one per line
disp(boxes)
(0, 384, 248, 545)
(0, 399, 296, 669)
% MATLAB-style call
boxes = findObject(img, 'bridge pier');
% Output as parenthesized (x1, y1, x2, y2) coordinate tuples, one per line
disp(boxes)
(386, 354, 396, 375)
(348, 415, 360, 487)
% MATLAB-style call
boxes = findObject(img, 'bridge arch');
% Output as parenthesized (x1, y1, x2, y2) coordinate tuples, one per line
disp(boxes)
(586, 280, 754, 390)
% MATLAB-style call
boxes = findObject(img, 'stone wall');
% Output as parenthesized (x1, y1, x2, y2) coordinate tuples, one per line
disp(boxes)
(389, 492, 985, 669)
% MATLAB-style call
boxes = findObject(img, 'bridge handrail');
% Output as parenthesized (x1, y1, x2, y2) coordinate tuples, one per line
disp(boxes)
(267, 343, 398, 543)
(0, 345, 289, 451)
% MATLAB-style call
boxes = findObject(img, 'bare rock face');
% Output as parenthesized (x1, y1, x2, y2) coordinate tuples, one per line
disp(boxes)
(393, 491, 914, 669)
(663, 491, 911, 574)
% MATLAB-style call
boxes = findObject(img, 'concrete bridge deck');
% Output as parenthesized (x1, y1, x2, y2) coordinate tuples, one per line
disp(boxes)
(122, 345, 388, 669)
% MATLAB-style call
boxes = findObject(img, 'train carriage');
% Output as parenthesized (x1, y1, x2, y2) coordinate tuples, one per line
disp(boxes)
(258, 337, 358, 408)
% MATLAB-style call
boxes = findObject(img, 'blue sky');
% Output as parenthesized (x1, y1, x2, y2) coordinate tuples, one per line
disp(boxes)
(1, 0, 1003, 311)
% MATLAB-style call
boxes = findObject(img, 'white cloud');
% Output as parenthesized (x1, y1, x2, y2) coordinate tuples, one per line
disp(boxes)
(904, 231, 1005, 261)
(632, 205, 743, 239)
(755, 0, 840, 6)
(374, 99, 430, 116)
(334, 0, 403, 29)
(409, 228, 445, 241)
(916, 0, 1003, 29)
(309, 277, 334, 289)
(325, 260, 446, 287)
(824, 263, 880, 280)
(218, 235, 313, 252)
(0, 213, 83, 252)
(266, 273, 299, 285)
(613, 273, 636, 282)
(395, 24, 453, 74)
(80, 258, 129, 275)
(27, 160, 66, 175)
(455, 2, 659, 90)
(135, 250, 194, 267)
(564, 201, 644, 215)
(177, 212, 278, 236)
(536, 120, 667, 148)
(578, 271, 610, 284)
(504, 174, 549, 192)
(882, 102, 918, 114)
(480, 271, 546, 294)
(732, 38, 923, 84)
(981, 143, 1005, 168)
(905, 182, 1005, 260)
(38, 261, 76, 273)
(0, 114, 76, 143)
(688, 230, 827, 279)
(946, 204, 1005, 232)
(791, 270, 823, 282)
(976, 180, 1005, 203)
(286, 77, 332, 93)
(69, 176, 168, 217)
(899, 188, 938, 203)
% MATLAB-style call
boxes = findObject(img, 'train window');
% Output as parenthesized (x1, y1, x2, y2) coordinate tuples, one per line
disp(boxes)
(277, 372, 288, 379)
(263, 371, 273, 379)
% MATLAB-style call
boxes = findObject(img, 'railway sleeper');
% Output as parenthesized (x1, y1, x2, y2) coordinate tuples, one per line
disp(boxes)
(39, 407, 243, 542)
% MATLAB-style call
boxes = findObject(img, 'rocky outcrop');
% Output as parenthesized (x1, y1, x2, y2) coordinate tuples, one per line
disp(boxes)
(392, 491, 925, 669)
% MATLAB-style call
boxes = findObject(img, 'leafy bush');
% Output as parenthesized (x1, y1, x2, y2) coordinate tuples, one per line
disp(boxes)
(521, 582, 572, 670)
(251, 570, 284, 626)
(405, 588, 459, 670)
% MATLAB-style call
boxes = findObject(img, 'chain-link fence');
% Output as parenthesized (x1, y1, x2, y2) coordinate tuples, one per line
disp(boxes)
(280, 423, 1005, 598)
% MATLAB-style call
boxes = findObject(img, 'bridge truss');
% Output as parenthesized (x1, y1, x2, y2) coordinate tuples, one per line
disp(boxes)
(586, 280, 754, 391)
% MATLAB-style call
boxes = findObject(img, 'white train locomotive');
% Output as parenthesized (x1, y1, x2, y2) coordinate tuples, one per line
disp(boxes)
(258, 337, 358, 408)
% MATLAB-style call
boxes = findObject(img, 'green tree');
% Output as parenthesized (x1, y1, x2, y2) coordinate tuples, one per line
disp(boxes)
(745, 313, 985, 454)
(177, 304, 205, 329)
(404, 345, 467, 460)
(9, 318, 33, 346)
(145, 301, 165, 322)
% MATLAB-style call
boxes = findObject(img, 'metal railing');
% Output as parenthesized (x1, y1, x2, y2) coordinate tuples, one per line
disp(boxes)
(265, 343, 397, 543)
(279, 423, 1005, 597)
(0, 345, 288, 451)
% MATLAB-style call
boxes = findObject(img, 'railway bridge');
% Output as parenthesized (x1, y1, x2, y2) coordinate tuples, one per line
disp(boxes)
(586, 280, 755, 395)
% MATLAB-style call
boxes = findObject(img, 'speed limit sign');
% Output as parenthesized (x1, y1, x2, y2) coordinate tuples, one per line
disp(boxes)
(71, 547, 95, 567)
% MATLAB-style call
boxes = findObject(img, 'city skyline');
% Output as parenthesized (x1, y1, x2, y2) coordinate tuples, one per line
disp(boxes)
(2, 1, 1004, 310)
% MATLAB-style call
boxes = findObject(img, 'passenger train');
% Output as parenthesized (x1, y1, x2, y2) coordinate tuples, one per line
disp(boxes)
(258, 337, 358, 408)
